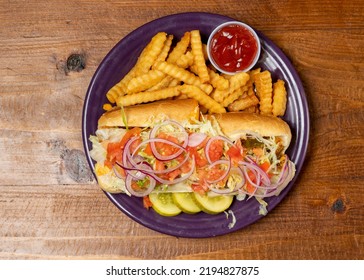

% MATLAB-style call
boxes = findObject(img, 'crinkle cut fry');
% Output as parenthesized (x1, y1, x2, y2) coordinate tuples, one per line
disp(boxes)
(180, 85, 226, 114)
(116, 86, 181, 107)
(153, 61, 212, 94)
(190, 30, 210, 83)
(272, 79, 287, 117)
(254, 70, 273, 115)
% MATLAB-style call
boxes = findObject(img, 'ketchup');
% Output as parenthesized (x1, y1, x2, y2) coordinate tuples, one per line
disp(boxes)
(210, 24, 259, 73)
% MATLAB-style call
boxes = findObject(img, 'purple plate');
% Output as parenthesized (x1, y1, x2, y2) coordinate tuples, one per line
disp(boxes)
(82, 12, 309, 238)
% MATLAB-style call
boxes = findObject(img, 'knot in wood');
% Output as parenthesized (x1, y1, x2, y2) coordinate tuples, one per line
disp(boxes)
(63, 149, 94, 183)
(331, 198, 346, 213)
(66, 53, 85, 72)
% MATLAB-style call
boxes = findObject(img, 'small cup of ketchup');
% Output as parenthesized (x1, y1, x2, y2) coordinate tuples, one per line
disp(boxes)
(207, 21, 261, 75)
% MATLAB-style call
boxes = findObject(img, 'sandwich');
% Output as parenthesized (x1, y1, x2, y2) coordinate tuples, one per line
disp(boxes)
(89, 99, 295, 216)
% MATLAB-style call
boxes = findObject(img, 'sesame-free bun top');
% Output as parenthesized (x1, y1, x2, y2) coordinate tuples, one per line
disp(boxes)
(208, 112, 292, 149)
(98, 99, 199, 128)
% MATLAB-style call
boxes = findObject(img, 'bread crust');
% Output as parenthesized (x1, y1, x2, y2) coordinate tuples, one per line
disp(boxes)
(208, 112, 292, 148)
(97, 101, 292, 149)
(98, 99, 199, 128)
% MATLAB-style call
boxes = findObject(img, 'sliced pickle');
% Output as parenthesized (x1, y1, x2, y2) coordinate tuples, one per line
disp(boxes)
(172, 192, 201, 214)
(193, 193, 234, 214)
(149, 193, 181, 216)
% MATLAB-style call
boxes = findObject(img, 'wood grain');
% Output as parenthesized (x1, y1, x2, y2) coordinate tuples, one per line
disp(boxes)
(0, 0, 363, 260)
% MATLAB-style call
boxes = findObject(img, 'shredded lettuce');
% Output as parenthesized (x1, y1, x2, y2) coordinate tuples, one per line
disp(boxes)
(256, 197, 268, 216)
(97, 171, 128, 194)
(181, 117, 221, 137)
(96, 128, 125, 142)
(89, 135, 107, 163)
(89, 128, 126, 163)
(224, 210, 237, 229)
(226, 173, 243, 192)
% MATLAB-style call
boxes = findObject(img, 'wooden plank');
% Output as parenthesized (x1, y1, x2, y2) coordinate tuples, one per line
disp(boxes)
(0, 0, 363, 260)
(0, 179, 362, 259)
(0, 130, 94, 185)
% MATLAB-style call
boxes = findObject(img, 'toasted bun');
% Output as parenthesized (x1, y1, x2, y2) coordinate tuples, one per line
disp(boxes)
(98, 99, 199, 128)
(208, 112, 292, 149)
(98, 100, 292, 149)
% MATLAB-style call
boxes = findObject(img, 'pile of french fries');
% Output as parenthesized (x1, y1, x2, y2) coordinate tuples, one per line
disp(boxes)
(104, 30, 287, 116)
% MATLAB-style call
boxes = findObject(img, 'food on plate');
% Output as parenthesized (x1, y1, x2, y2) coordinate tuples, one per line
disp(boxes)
(190, 30, 210, 83)
(253, 70, 273, 115)
(227, 93, 259, 112)
(98, 99, 199, 128)
(156, 34, 174, 63)
(175, 51, 194, 69)
(153, 61, 213, 94)
(211, 72, 250, 103)
(221, 85, 246, 108)
(207, 67, 229, 90)
(179, 85, 226, 114)
(102, 30, 287, 117)
(91, 27, 294, 218)
(166, 31, 191, 64)
(127, 70, 165, 94)
(116, 86, 181, 107)
(272, 79, 287, 117)
(149, 193, 182, 216)
(89, 99, 296, 217)
(172, 192, 201, 214)
(135, 32, 168, 76)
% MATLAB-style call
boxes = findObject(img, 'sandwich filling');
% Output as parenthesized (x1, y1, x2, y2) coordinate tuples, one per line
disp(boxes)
(89, 115, 295, 214)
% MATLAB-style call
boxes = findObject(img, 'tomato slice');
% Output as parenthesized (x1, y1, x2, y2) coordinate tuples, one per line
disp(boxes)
(143, 196, 153, 209)
(176, 153, 191, 173)
(246, 170, 256, 194)
(167, 169, 182, 181)
(259, 161, 270, 173)
(206, 165, 226, 182)
(144, 142, 153, 156)
(191, 183, 208, 195)
(154, 159, 184, 181)
(155, 132, 180, 156)
(129, 137, 142, 154)
(107, 141, 124, 164)
(207, 139, 224, 162)
(187, 146, 208, 167)
(227, 143, 244, 165)
(106, 127, 142, 165)
(120, 127, 142, 148)
(155, 159, 166, 171)
(107, 127, 142, 154)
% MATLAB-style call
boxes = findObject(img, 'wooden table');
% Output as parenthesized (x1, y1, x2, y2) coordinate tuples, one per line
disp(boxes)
(0, 0, 363, 260)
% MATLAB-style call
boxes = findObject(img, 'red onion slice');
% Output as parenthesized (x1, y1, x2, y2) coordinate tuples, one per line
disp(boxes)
(131, 142, 191, 175)
(230, 167, 246, 191)
(112, 165, 125, 180)
(267, 157, 291, 190)
(122, 136, 140, 168)
(137, 137, 186, 161)
(125, 174, 156, 197)
(116, 161, 151, 180)
(240, 159, 271, 187)
(152, 156, 196, 185)
(149, 120, 189, 161)
(188, 133, 207, 147)
(205, 159, 231, 184)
